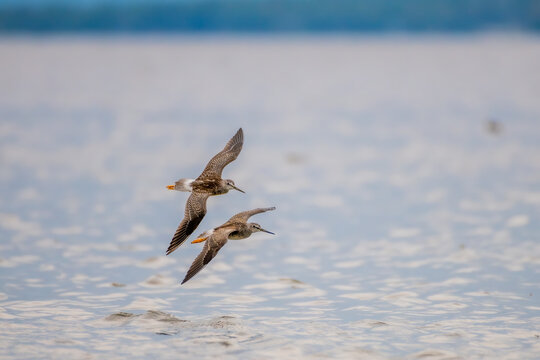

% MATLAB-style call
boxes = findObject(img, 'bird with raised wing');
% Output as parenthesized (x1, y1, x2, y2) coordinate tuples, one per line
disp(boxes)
(181, 207, 276, 284)
(166, 128, 245, 255)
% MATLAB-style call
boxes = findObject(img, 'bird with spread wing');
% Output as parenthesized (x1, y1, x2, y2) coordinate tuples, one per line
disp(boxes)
(181, 207, 276, 284)
(166, 128, 245, 255)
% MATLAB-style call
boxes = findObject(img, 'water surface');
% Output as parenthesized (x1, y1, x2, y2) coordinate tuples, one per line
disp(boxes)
(0, 35, 539, 359)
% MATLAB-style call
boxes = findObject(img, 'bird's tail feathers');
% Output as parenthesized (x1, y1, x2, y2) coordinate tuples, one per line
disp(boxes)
(195, 228, 214, 240)
(175, 179, 194, 192)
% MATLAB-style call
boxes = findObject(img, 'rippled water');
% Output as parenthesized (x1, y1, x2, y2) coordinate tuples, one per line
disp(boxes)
(1, 34, 539, 359)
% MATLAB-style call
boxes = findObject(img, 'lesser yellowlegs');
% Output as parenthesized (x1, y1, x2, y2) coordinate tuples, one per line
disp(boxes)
(181, 207, 275, 284)
(166, 128, 244, 255)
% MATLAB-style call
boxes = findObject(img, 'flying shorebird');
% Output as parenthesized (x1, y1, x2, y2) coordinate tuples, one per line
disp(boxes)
(181, 207, 276, 284)
(165, 128, 245, 256)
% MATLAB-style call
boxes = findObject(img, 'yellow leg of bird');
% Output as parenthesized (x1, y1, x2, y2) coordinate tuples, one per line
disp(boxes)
(166, 185, 175, 190)
(191, 237, 208, 244)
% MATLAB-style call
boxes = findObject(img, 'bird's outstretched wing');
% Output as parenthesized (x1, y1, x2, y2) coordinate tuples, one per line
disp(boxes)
(197, 128, 243, 179)
(181, 231, 230, 284)
(228, 207, 276, 224)
(166, 192, 210, 255)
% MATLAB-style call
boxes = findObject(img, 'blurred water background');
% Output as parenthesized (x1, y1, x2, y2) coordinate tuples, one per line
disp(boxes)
(1, 1, 540, 359)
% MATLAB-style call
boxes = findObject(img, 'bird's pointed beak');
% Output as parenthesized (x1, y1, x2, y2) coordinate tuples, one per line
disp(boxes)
(260, 228, 275, 235)
(166, 185, 175, 190)
(232, 185, 245, 193)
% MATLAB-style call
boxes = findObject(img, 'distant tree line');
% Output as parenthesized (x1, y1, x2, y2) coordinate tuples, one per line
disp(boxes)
(0, 0, 538, 32)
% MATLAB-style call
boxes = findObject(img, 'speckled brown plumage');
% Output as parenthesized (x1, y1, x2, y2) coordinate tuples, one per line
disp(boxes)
(166, 128, 244, 256)
(197, 128, 244, 179)
(181, 207, 275, 284)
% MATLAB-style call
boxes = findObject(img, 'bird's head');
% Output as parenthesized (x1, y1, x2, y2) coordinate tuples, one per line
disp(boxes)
(249, 223, 274, 235)
(224, 179, 245, 193)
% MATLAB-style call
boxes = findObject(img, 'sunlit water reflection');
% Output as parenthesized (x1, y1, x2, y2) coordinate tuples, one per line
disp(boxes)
(1, 34, 539, 359)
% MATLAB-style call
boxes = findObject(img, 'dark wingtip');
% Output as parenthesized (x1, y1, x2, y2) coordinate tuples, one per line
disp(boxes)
(165, 244, 175, 255)
(166, 243, 180, 256)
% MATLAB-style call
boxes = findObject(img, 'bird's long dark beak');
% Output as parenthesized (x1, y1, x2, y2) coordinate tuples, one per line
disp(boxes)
(260, 228, 275, 235)
(232, 185, 245, 193)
